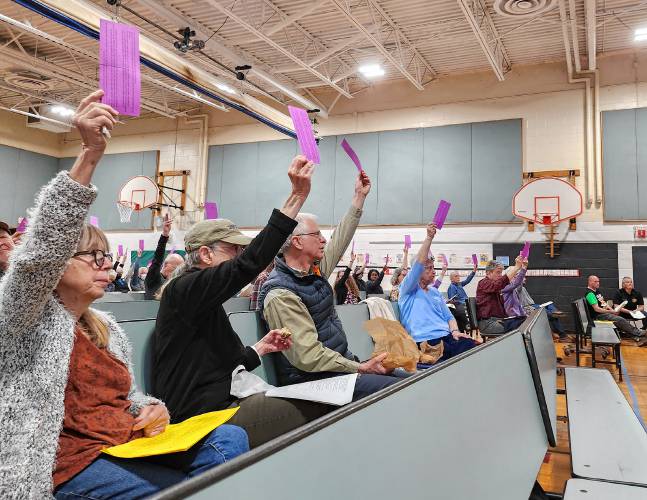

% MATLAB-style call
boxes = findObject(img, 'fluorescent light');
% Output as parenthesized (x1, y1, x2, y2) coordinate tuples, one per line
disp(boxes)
(216, 83, 236, 95)
(635, 28, 647, 41)
(50, 105, 75, 117)
(358, 64, 385, 78)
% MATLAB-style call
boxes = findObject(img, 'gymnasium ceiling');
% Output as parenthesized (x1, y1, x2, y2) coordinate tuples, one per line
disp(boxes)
(0, 0, 646, 123)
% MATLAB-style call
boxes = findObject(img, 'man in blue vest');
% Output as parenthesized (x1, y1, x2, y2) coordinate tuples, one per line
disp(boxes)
(259, 171, 401, 400)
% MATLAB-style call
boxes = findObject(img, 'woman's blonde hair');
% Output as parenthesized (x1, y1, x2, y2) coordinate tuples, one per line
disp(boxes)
(76, 224, 110, 348)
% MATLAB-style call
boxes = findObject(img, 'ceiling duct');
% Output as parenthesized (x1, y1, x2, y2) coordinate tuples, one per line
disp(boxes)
(4, 70, 56, 91)
(493, 0, 557, 17)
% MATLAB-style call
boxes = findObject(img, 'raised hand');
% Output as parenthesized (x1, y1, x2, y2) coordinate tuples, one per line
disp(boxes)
(281, 155, 314, 219)
(426, 223, 437, 240)
(72, 90, 118, 152)
(254, 329, 293, 356)
(162, 213, 172, 237)
(355, 170, 371, 198)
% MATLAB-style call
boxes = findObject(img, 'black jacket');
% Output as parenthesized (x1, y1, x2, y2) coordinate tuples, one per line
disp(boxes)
(144, 234, 168, 299)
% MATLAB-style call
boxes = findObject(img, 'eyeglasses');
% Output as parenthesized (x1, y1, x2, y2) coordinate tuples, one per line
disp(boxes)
(72, 249, 113, 268)
(295, 230, 323, 238)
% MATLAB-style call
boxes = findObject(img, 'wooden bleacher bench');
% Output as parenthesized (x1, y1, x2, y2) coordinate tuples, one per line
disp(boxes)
(564, 367, 647, 487)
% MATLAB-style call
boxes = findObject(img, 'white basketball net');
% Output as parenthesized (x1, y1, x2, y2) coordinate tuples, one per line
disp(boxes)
(116, 201, 134, 223)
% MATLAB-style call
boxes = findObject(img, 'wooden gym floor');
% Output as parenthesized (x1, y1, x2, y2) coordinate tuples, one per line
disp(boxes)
(537, 338, 647, 494)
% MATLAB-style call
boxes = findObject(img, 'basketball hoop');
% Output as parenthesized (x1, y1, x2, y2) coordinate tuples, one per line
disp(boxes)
(116, 201, 136, 223)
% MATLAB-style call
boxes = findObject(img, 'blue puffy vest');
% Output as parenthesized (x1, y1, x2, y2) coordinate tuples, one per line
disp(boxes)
(258, 257, 355, 385)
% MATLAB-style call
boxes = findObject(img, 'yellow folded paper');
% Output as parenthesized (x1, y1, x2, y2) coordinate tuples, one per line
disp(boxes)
(102, 407, 239, 459)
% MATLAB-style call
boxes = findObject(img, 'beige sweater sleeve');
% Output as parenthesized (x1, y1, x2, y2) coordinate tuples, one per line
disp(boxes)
(318, 206, 363, 278)
(263, 289, 360, 374)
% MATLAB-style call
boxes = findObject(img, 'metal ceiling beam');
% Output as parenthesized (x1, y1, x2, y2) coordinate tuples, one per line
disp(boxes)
(260, 0, 328, 37)
(200, 0, 353, 99)
(28, 0, 295, 134)
(456, 0, 511, 81)
(584, 0, 597, 70)
(275, 32, 367, 73)
(327, 0, 431, 90)
(134, 0, 328, 116)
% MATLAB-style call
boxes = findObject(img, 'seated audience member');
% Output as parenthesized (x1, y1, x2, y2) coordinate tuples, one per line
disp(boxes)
(128, 249, 147, 291)
(366, 262, 388, 295)
(476, 258, 526, 335)
(105, 269, 117, 292)
(398, 223, 477, 361)
(446, 263, 477, 332)
(517, 278, 568, 341)
(0, 220, 15, 279)
(145, 215, 185, 299)
(260, 171, 401, 400)
(433, 259, 448, 289)
(585, 275, 647, 344)
(614, 276, 647, 329)
(0, 91, 248, 499)
(334, 253, 361, 305)
(249, 261, 274, 310)
(352, 262, 367, 292)
(389, 246, 409, 301)
(152, 156, 331, 448)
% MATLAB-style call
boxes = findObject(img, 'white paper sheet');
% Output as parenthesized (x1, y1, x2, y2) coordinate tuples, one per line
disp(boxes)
(630, 310, 646, 320)
(266, 374, 358, 406)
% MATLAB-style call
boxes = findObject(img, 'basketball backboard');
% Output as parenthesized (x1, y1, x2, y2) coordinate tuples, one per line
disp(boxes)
(118, 176, 159, 210)
(512, 177, 582, 225)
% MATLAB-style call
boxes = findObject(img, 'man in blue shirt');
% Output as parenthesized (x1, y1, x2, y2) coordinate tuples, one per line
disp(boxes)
(447, 265, 477, 332)
(399, 223, 478, 362)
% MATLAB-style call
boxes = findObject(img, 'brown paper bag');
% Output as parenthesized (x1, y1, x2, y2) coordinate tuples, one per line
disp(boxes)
(419, 340, 444, 365)
(363, 318, 420, 372)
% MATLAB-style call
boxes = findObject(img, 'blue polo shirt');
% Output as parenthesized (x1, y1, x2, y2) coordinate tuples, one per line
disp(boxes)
(398, 261, 454, 343)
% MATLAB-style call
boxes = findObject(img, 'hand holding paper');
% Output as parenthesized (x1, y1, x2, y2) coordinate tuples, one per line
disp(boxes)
(16, 217, 27, 233)
(404, 234, 412, 250)
(520, 241, 530, 259)
(472, 253, 479, 267)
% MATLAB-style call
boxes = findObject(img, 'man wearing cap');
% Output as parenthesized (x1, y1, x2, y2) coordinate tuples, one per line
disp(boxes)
(151, 156, 331, 449)
(0, 221, 15, 280)
(259, 170, 403, 400)
(476, 258, 526, 335)
(145, 214, 185, 299)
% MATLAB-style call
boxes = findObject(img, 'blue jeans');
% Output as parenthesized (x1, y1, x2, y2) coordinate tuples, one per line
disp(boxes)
(55, 425, 248, 499)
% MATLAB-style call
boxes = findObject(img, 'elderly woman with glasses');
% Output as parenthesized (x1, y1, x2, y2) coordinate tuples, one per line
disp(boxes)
(0, 91, 249, 500)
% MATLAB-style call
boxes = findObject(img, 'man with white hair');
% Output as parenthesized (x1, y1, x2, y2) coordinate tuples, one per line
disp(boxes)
(259, 171, 401, 400)
(476, 258, 526, 335)
(145, 214, 185, 299)
(614, 276, 647, 329)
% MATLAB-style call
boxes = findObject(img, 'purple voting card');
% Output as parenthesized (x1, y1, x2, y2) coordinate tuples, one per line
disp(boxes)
(472, 253, 479, 267)
(404, 235, 412, 249)
(117, 244, 124, 257)
(169, 246, 176, 254)
(89, 216, 99, 227)
(385, 254, 390, 264)
(288, 106, 320, 164)
(433, 200, 451, 229)
(441, 254, 448, 267)
(16, 217, 27, 233)
(520, 241, 530, 259)
(341, 139, 362, 172)
(138, 239, 145, 251)
(204, 202, 218, 220)
(99, 19, 141, 116)
(365, 253, 370, 264)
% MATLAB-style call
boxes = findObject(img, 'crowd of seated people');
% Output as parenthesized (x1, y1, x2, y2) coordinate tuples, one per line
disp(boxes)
(5, 89, 645, 500)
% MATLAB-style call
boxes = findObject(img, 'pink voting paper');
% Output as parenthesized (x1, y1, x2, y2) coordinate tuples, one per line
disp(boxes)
(99, 19, 141, 116)
(204, 202, 218, 220)
(16, 218, 27, 233)
(288, 106, 320, 164)
(117, 244, 124, 257)
(89, 216, 99, 227)
(404, 235, 412, 249)
(433, 200, 451, 230)
(340, 139, 362, 172)
(520, 241, 530, 258)
(365, 253, 370, 264)
(472, 254, 479, 266)
(138, 239, 145, 251)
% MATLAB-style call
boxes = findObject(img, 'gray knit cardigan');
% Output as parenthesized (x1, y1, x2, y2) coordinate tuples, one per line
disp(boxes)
(0, 171, 162, 499)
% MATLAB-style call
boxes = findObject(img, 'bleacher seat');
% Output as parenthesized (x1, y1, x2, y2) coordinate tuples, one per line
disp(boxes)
(93, 299, 160, 321)
(334, 303, 375, 362)
(228, 311, 278, 385)
(119, 319, 156, 393)
(224, 296, 252, 314)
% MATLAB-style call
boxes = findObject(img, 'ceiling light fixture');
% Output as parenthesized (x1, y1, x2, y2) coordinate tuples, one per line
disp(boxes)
(635, 28, 647, 42)
(216, 83, 236, 95)
(358, 63, 385, 78)
(50, 105, 75, 117)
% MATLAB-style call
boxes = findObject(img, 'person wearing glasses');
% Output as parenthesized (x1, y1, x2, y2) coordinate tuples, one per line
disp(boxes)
(259, 171, 401, 400)
(151, 155, 332, 449)
(0, 90, 249, 500)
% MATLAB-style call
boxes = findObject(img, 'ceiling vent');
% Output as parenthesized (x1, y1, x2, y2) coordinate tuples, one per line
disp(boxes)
(493, 0, 557, 17)
(4, 70, 56, 91)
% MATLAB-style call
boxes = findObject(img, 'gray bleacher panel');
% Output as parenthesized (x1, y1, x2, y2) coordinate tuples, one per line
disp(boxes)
(96, 292, 147, 302)
(565, 367, 647, 486)
(223, 296, 252, 314)
(563, 479, 647, 500)
(228, 311, 277, 386)
(390, 301, 400, 321)
(119, 319, 156, 393)
(93, 299, 160, 321)
(155, 331, 548, 500)
(335, 303, 375, 362)
(520, 308, 558, 447)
